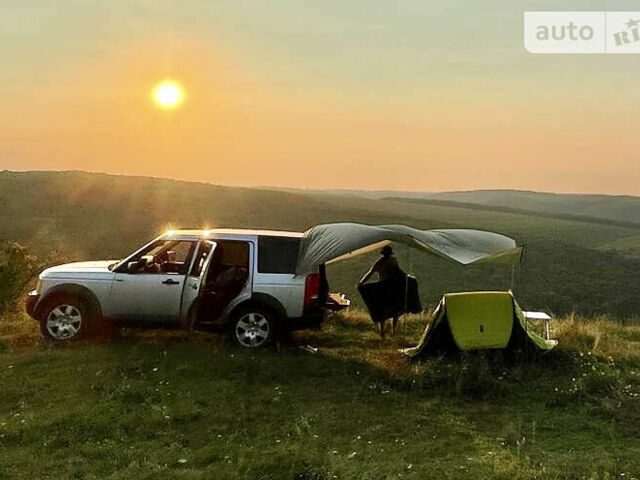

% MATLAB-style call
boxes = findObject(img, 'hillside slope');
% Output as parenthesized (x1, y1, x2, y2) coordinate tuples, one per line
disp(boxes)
(598, 235, 640, 259)
(2, 171, 640, 316)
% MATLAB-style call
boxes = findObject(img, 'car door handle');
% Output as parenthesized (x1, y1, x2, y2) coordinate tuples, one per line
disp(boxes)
(162, 279, 180, 285)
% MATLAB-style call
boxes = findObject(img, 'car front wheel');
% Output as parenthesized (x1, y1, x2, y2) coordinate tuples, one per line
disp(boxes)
(39, 295, 95, 342)
(232, 306, 277, 348)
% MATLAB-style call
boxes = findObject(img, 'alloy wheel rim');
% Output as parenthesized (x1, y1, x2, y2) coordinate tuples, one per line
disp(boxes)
(235, 313, 269, 348)
(46, 304, 82, 340)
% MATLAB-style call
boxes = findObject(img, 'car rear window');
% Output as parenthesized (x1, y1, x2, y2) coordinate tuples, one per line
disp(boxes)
(258, 236, 300, 274)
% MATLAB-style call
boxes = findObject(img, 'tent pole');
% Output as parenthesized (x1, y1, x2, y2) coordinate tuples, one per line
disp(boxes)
(403, 247, 413, 349)
(519, 244, 528, 308)
(463, 266, 468, 291)
(510, 264, 515, 292)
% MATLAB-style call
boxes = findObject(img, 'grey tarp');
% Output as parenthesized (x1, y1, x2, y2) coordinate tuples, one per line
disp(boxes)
(295, 223, 522, 275)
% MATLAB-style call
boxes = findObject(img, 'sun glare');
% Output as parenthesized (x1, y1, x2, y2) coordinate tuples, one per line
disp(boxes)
(153, 81, 183, 109)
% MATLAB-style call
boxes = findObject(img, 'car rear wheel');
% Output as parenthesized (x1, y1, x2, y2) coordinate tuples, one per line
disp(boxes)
(39, 295, 95, 342)
(232, 306, 276, 348)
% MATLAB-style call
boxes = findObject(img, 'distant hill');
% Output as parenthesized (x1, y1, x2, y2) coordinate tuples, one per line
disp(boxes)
(384, 197, 640, 230)
(270, 187, 640, 226)
(3, 170, 640, 317)
(419, 190, 640, 226)
(0, 170, 438, 260)
(265, 186, 435, 200)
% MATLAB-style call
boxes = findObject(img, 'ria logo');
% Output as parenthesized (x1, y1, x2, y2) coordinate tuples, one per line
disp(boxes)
(613, 17, 640, 47)
(524, 12, 640, 53)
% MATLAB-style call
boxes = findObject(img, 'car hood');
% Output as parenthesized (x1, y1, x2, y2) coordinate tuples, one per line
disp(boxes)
(41, 260, 118, 276)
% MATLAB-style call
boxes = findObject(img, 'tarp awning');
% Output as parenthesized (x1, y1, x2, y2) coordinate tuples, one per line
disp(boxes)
(295, 223, 522, 275)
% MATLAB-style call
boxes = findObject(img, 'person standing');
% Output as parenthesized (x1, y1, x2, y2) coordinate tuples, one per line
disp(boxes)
(358, 245, 404, 338)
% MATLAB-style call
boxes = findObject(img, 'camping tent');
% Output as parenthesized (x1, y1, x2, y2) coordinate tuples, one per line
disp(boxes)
(402, 291, 557, 357)
(295, 223, 522, 275)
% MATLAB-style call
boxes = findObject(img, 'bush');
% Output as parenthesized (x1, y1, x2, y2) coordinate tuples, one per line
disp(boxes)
(0, 240, 40, 316)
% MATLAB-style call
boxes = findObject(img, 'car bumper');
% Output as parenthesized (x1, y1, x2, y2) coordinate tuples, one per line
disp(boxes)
(287, 294, 351, 331)
(25, 290, 40, 319)
(288, 308, 326, 331)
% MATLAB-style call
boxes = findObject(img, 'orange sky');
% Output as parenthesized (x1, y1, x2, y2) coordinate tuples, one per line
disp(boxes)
(2, 1, 639, 194)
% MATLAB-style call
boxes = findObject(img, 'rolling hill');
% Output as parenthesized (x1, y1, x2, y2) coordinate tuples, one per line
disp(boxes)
(274, 187, 640, 227)
(2, 170, 640, 317)
(598, 234, 640, 259)
(419, 190, 640, 227)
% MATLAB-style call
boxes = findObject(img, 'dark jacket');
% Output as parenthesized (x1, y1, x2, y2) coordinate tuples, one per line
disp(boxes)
(358, 268, 422, 323)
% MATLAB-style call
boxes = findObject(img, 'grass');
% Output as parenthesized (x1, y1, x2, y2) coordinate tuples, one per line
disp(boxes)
(2, 308, 640, 479)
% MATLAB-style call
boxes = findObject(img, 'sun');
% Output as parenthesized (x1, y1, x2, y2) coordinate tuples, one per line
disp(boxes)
(153, 81, 184, 109)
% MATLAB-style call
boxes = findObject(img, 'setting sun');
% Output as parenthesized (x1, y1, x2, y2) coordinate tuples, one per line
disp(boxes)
(152, 81, 183, 109)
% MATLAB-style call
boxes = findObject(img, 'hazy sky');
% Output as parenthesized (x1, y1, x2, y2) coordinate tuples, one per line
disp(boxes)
(2, 0, 639, 194)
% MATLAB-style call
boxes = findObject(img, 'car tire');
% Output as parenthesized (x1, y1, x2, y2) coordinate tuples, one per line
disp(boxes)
(39, 294, 98, 342)
(231, 305, 278, 349)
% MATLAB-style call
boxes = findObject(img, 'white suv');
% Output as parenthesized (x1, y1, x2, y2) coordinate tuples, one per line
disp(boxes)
(26, 229, 343, 348)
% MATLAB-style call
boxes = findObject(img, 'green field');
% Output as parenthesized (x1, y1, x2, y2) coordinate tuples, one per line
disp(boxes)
(2, 309, 640, 479)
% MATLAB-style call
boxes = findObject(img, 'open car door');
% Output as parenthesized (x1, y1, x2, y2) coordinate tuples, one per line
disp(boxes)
(190, 240, 252, 328)
(181, 240, 217, 326)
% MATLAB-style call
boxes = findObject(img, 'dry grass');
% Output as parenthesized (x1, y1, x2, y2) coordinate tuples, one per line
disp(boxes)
(0, 308, 41, 353)
(553, 313, 640, 359)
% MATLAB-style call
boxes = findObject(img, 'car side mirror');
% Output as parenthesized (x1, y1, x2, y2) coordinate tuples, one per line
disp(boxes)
(126, 261, 140, 272)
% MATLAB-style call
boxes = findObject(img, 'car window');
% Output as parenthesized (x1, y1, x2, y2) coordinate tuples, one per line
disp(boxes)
(129, 239, 196, 274)
(170, 241, 193, 264)
(206, 240, 250, 287)
(257, 236, 300, 273)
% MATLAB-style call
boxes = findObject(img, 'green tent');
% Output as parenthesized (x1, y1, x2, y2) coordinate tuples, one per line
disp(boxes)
(402, 291, 557, 358)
